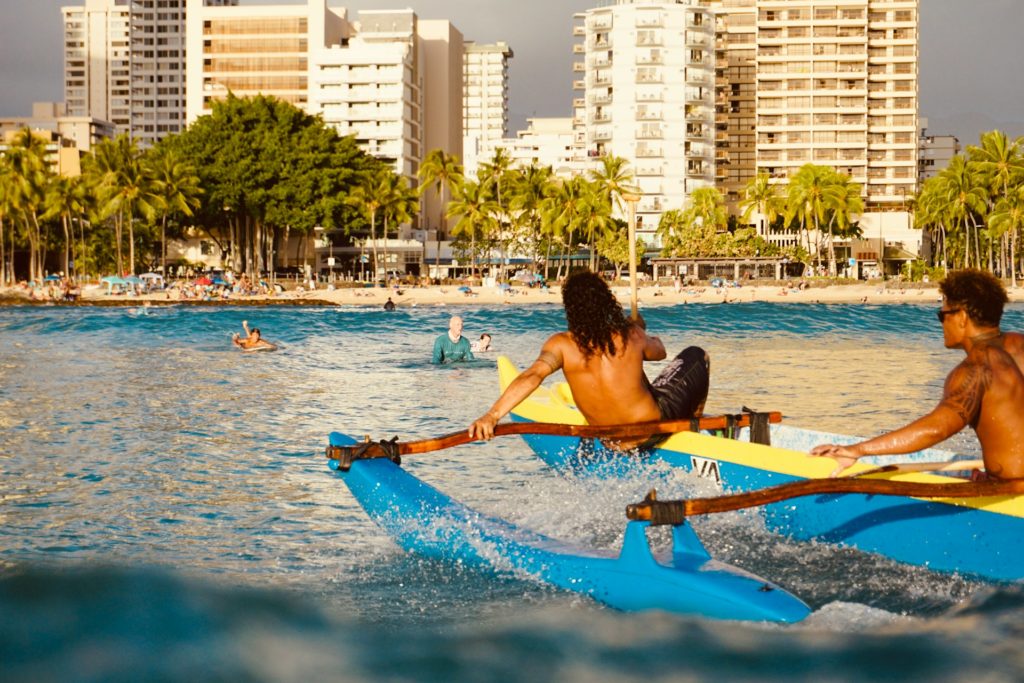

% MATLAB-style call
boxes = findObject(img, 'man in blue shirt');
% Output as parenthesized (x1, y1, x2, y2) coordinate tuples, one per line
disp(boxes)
(432, 315, 475, 363)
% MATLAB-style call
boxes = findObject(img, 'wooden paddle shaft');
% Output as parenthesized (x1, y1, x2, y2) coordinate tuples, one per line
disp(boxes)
(398, 412, 782, 455)
(626, 477, 1024, 526)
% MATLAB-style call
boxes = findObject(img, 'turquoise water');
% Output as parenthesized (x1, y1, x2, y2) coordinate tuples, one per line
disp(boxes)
(2, 301, 1024, 682)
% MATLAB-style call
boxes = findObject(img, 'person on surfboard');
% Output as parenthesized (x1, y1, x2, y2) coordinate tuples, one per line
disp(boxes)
(812, 269, 1024, 480)
(232, 320, 276, 352)
(469, 271, 709, 450)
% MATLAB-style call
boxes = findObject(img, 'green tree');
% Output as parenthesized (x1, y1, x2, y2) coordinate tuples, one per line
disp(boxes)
(448, 179, 498, 278)
(5, 128, 52, 280)
(145, 145, 202, 276)
(968, 130, 1024, 283)
(739, 172, 782, 234)
(589, 154, 638, 217)
(418, 148, 464, 275)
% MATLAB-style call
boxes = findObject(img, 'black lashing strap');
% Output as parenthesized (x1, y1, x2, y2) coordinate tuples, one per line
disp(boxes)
(742, 406, 772, 446)
(325, 437, 402, 471)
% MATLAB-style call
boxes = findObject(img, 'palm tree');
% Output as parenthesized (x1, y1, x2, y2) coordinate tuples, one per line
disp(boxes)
(447, 179, 498, 278)
(146, 147, 202, 277)
(969, 130, 1024, 284)
(823, 173, 864, 276)
(915, 177, 950, 274)
(477, 148, 514, 279)
(541, 176, 587, 279)
(576, 185, 616, 271)
(418, 148, 463, 276)
(380, 172, 418, 280)
(739, 172, 782, 235)
(938, 155, 988, 269)
(507, 163, 552, 271)
(688, 187, 728, 232)
(989, 185, 1024, 282)
(589, 154, 638, 218)
(42, 176, 87, 278)
(6, 128, 51, 281)
(346, 168, 390, 278)
(785, 164, 841, 273)
(0, 158, 16, 285)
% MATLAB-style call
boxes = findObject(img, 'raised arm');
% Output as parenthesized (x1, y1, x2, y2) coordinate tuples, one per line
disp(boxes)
(242, 320, 251, 337)
(469, 339, 564, 440)
(811, 361, 978, 475)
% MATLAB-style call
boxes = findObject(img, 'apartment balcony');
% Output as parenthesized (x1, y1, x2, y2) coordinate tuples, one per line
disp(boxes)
(592, 113, 611, 124)
(637, 126, 663, 139)
(685, 69, 707, 84)
(573, 25, 585, 37)
(592, 130, 612, 142)
(593, 37, 612, 49)
(636, 144, 664, 158)
(573, 62, 586, 73)
(590, 92, 612, 105)
(686, 163, 707, 177)
(636, 108, 662, 121)
(573, 97, 585, 108)
(572, 44, 585, 54)
(588, 17, 612, 31)
(637, 52, 663, 66)
(636, 14, 664, 28)
(573, 79, 585, 90)
(636, 91, 664, 103)
(636, 163, 664, 176)
(686, 32, 708, 47)
(591, 57, 612, 68)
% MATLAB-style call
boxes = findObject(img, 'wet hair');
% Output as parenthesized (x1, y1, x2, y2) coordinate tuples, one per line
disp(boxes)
(480, 333, 491, 340)
(939, 269, 1007, 327)
(562, 271, 633, 359)
(252, 328, 261, 336)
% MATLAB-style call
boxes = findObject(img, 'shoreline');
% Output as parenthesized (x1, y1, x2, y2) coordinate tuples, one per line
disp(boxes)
(1, 281, 999, 308)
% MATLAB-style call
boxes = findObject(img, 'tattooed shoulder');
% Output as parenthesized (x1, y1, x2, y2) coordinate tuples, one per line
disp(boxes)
(944, 360, 992, 426)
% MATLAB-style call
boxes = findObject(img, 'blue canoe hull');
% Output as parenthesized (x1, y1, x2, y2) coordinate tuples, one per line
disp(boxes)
(494, 348, 1024, 585)
(328, 431, 810, 623)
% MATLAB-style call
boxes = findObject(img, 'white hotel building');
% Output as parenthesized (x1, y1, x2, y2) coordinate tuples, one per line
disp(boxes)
(462, 41, 514, 179)
(573, 0, 717, 242)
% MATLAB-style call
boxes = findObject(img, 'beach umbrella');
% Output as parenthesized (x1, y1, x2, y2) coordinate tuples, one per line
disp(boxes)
(43, 274, 61, 282)
(195, 276, 213, 286)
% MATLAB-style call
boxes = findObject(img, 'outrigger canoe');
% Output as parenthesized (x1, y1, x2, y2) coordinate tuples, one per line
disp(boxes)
(497, 356, 1024, 583)
(327, 431, 810, 623)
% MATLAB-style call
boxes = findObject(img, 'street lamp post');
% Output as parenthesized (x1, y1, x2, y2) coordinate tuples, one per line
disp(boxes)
(622, 192, 642, 321)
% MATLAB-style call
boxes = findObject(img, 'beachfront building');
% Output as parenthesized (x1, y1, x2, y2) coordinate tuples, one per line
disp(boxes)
(747, 0, 920, 273)
(501, 118, 577, 177)
(918, 117, 959, 183)
(702, 0, 757, 209)
(462, 42, 514, 179)
(572, 0, 717, 245)
(61, 0, 238, 146)
(0, 102, 116, 158)
(183, 0, 343, 121)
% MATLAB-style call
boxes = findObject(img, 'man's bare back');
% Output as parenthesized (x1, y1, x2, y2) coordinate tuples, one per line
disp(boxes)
(546, 325, 665, 426)
(469, 271, 709, 449)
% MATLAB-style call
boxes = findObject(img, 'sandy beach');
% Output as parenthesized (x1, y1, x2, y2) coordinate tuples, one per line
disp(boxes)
(5, 278, 1024, 308)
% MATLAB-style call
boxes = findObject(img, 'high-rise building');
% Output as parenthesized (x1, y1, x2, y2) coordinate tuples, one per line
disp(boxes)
(462, 41, 513, 178)
(573, 0, 717, 240)
(752, 1, 919, 210)
(918, 117, 959, 183)
(184, 0, 343, 121)
(311, 10, 422, 180)
(703, 0, 756, 208)
(62, 0, 238, 146)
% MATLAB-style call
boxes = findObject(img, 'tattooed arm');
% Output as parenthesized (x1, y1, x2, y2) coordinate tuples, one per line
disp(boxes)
(811, 359, 987, 475)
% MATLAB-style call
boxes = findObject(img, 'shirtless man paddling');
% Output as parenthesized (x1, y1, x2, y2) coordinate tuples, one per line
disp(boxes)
(812, 269, 1024, 479)
(469, 271, 709, 450)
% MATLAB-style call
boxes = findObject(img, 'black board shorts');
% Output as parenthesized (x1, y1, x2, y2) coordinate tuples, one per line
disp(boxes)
(649, 346, 710, 420)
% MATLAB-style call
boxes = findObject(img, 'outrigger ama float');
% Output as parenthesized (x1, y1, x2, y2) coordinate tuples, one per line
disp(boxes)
(327, 431, 810, 623)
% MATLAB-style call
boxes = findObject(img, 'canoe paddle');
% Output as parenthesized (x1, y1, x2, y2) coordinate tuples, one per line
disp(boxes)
(626, 477, 1024, 526)
(325, 411, 782, 471)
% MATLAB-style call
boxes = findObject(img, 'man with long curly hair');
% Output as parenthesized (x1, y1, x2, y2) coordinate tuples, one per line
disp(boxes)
(813, 269, 1024, 479)
(469, 271, 709, 450)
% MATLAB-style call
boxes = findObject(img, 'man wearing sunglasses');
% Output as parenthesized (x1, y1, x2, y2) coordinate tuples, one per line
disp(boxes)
(813, 269, 1024, 480)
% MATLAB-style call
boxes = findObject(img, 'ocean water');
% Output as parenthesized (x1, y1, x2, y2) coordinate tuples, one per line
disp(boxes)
(2, 299, 1024, 682)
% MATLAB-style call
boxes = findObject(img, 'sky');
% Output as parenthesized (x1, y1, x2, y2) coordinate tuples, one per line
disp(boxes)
(1, 0, 1022, 147)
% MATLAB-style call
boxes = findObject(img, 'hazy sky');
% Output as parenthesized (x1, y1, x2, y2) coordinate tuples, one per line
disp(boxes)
(2, 0, 1022, 147)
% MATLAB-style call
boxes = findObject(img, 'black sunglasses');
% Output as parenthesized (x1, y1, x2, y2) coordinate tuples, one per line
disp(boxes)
(936, 308, 961, 323)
